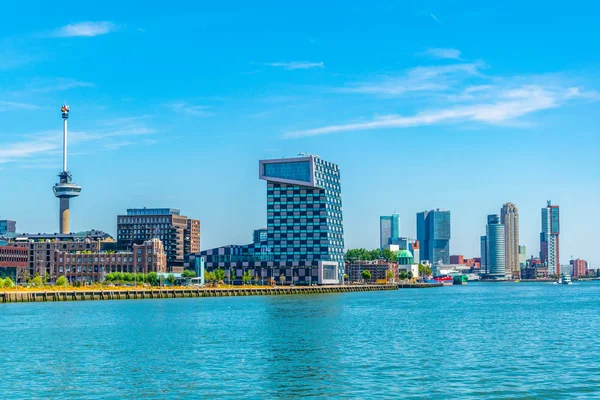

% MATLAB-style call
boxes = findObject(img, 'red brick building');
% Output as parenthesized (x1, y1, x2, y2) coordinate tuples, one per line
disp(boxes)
(0, 245, 29, 281)
(570, 259, 588, 277)
(450, 255, 464, 264)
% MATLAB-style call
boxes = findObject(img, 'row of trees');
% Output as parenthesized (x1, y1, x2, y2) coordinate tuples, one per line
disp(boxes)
(345, 248, 399, 262)
(358, 269, 414, 281)
(104, 272, 176, 286)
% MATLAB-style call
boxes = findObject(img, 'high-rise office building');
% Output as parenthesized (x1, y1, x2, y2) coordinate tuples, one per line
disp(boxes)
(416, 209, 451, 264)
(261, 155, 345, 271)
(486, 214, 506, 279)
(480, 236, 487, 273)
(117, 208, 200, 268)
(0, 220, 16, 235)
(541, 201, 560, 275)
(501, 203, 520, 279)
(380, 214, 400, 249)
(518, 245, 527, 268)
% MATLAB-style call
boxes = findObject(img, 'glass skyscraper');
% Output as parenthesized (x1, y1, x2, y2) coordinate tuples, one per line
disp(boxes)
(260, 155, 345, 280)
(416, 209, 451, 264)
(380, 214, 400, 249)
(486, 214, 506, 279)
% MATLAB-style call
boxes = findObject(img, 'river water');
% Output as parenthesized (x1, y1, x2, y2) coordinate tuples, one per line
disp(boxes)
(1, 282, 599, 399)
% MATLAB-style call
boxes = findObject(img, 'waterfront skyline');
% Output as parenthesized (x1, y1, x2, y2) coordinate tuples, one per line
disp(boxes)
(0, 0, 598, 266)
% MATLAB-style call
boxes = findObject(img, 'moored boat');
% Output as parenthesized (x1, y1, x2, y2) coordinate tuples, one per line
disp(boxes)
(560, 274, 572, 285)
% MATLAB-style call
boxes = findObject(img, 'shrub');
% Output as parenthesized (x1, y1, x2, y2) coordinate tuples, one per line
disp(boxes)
(56, 276, 68, 286)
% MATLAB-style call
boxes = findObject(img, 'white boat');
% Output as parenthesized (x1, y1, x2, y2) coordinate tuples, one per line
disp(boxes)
(559, 274, 572, 285)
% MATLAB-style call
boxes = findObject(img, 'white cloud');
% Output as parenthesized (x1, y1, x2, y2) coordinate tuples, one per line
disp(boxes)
(266, 61, 325, 70)
(338, 63, 483, 96)
(169, 102, 213, 117)
(52, 21, 116, 38)
(284, 85, 588, 138)
(0, 101, 40, 111)
(422, 48, 462, 60)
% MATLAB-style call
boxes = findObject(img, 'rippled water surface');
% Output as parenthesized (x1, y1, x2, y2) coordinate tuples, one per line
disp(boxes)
(1, 282, 599, 399)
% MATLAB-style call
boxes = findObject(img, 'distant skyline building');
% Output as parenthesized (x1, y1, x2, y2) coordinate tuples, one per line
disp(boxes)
(417, 209, 451, 264)
(0, 220, 16, 235)
(480, 235, 487, 273)
(117, 207, 200, 268)
(570, 259, 588, 278)
(541, 200, 560, 275)
(52, 104, 82, 234)
(518, 245, 527, 268)
(501, 202, 520, 279)
(380, 214, 400, 249)
(486, 214, 506, 279)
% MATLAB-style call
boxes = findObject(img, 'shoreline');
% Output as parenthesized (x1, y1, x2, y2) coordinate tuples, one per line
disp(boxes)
(1, 284, 406, 303)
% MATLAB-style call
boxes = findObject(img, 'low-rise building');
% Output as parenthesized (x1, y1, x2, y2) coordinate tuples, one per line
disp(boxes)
(54, 239, 167, 283)
(346, 259, 396, 283)
(570, 259, 588, 278)
(0, 245, 28, 281)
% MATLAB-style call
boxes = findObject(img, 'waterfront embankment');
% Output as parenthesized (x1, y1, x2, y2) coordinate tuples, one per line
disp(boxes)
(0, 284, 409, 303)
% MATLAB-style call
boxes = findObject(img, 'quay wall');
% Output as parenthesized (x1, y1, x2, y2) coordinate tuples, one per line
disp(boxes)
(1, 285, 399, 303)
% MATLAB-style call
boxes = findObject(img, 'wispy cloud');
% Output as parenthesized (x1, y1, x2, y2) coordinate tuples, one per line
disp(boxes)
(0, 101, 40, 111)
(430, 13, 440, 23)
(168, 102, 213, 117)
(338, 63, 483, 96)
(421, 48, 461, 60)
(51, 21, 116, 38)
(266, 61, 325, 70)
(284, 85, 595, 138)
(12, 78, 94, 95)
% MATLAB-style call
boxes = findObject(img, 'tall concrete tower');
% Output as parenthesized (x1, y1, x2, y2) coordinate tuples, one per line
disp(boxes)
(501, 202, 520, 279)
(541, 200, 560, 276)
(53, 104, 81, 234)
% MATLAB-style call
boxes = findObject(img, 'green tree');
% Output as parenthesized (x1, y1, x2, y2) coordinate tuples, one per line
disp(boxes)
(361, 269, 372, 281)
(418, 264, 432, 276)
(205, 271, 216, 283)
(166, 274, 176, 285)
(147, 272, 159, 286)
(399, 271, 407, 280)
(385, 270, 394, 282)
(135, 273, 146, 283)
(182, 270, 196, 278)
(32, 275, 43, 287)
(56, 276, 68, 287)
(407, 271, 414, 280)
(383, 249, 398, 262)
(242, 271, 252, 285)
(3, 277, 14, 288)
(279, 273, 286, 286)
(123, 273, 133, 282)
(214, 268, 225, 282)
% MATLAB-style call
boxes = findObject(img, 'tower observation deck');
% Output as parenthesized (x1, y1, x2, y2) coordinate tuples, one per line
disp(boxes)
(53, 104, 81, 234)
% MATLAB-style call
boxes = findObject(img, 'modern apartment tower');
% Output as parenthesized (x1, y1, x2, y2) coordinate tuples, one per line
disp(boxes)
(486, 214, 506, 279)
(541, 200, 560, 275)
(417, 209, 451, 264)
(117, 208, 200, 268)
(518, 245, 527, 268)
(52, 104, 82, 234)
(260, 154, 345, 280)
(380, 214, 400, 249)
(501, 202, 520, 279)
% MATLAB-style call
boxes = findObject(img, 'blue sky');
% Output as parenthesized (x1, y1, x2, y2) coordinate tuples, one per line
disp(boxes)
(1, 0, 599, 266)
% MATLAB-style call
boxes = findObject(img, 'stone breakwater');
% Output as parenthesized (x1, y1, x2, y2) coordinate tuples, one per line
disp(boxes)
(0, 284, 408, 303)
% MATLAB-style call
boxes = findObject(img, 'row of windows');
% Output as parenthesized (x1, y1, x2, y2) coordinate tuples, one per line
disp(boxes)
(119, 217, 171, 224)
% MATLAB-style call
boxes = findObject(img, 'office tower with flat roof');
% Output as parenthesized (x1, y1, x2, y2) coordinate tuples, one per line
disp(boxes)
(0, 220, 16, 235)
(480, 236, 487, 273)
(260, 154, 344, 281)
(501, 202, 520, 279)
(541, 200, 560, 275)
(518, 245, 527, 268)
(417, 209, 451, 264)
(380, 214, 400, 249)
(486, 214, 506, 279)
(117, 207, 200, 268)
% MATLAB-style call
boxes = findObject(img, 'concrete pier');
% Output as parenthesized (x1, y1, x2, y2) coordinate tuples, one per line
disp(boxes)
(1, 285, 399, 303)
